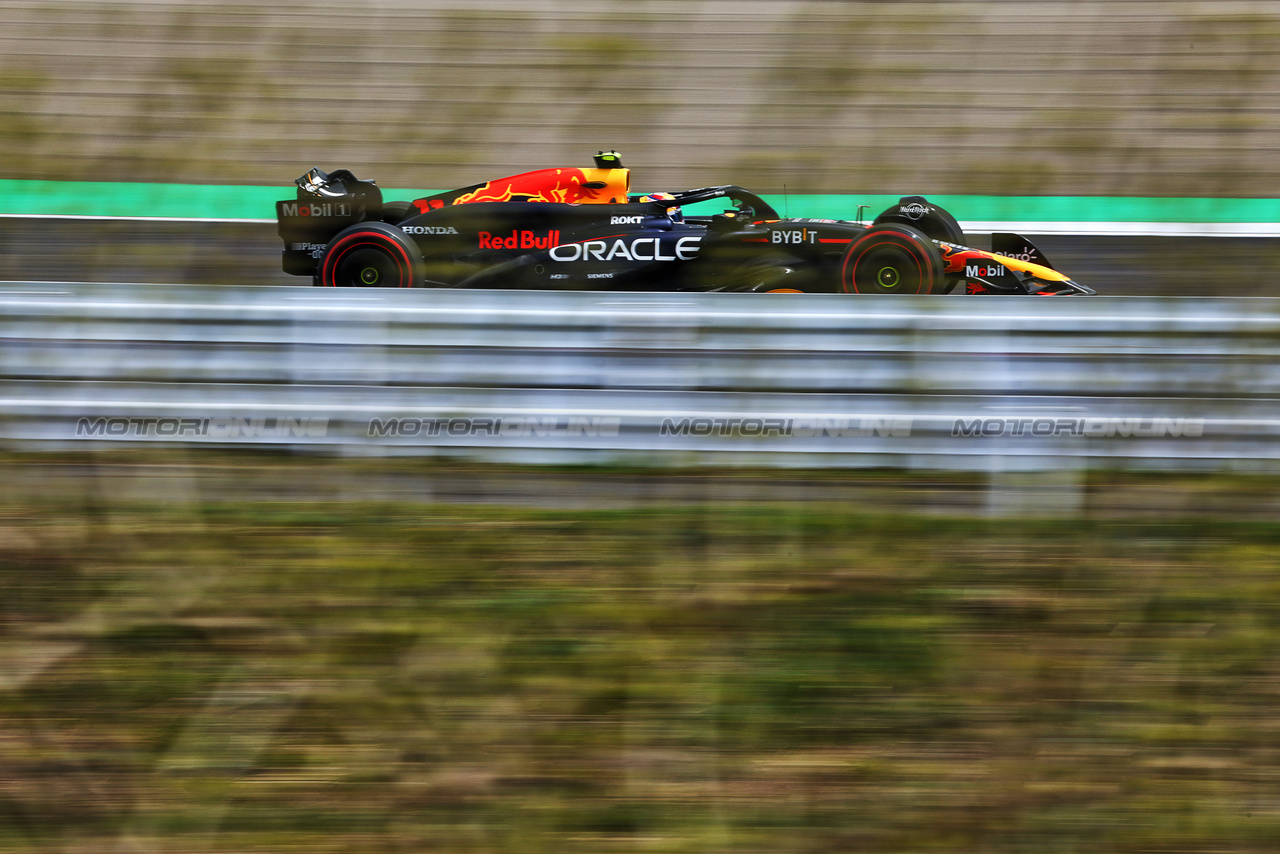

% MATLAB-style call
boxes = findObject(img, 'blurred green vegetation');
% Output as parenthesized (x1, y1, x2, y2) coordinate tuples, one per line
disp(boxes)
(4, 461, 1280, 851)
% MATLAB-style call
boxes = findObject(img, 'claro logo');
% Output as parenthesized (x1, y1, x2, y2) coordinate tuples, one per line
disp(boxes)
(998, 247, 1038, 263)
(549, 236, 701, 262)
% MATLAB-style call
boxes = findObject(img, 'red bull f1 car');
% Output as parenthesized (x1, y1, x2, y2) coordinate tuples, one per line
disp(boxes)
(276, 151, 1093, 296)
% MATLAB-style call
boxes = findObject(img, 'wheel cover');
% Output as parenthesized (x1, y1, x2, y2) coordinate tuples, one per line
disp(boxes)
(333, 247, 399, 288)
(875, 264, 901, 290)
(841, 230, 940, 295)
(851, 245, 924, 294)
(321, 231, 416, 288)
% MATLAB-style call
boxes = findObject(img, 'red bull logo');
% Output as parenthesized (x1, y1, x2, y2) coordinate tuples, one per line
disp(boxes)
(479, 230, 561, 250)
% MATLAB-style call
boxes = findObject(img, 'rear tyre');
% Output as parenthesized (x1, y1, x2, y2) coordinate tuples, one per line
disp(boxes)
(841, 224, 945, 295)
(316, 222, 424, 288)
(381, 201, 413, 224)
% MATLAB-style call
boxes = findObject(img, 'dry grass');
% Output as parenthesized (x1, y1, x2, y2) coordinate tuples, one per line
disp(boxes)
(3, 459, 1280, 851)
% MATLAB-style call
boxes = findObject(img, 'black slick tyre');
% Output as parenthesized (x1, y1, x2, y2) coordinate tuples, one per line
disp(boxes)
(381, 201, 413, 224)
(316, 222, 424, 288)
(840, 224, 945, 295)
(871, 196, 966, 245)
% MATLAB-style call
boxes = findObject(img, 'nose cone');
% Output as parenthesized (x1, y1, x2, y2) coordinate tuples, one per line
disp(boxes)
(1035, 279, 1096, 296)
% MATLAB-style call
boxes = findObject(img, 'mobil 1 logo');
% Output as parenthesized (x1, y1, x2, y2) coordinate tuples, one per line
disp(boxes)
(964, 259, 1019, 289)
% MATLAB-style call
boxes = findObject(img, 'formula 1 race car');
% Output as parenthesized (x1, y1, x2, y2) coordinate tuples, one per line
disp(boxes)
(277, 151, 1093, 295)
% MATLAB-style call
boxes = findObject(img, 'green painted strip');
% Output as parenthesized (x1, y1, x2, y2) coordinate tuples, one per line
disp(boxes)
(765, 194, 1280, 224)
(0, 179, 430, 220)
(0, 179, 282, 220)
(1, 179, 1278, 224)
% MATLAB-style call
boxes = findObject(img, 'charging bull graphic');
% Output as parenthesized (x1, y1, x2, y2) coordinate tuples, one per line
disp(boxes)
(411, 167, 632, 214)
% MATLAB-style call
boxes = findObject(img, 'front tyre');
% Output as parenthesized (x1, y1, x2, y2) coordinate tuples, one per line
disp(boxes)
(316, 222, 424, 288)
(840, 224, 944, 294)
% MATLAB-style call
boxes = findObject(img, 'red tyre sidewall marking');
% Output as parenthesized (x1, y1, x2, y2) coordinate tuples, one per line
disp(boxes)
(322, 231, 415, 288)
(841, 233, 935, 295)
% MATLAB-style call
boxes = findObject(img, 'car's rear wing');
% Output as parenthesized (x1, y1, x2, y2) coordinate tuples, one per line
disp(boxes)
(276, 168, 382, 276)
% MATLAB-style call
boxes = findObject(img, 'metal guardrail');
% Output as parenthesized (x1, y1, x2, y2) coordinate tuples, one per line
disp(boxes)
(3, 281, 1280, 471)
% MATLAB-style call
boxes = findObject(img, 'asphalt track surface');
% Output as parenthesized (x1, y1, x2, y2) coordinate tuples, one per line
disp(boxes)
(1, 218, 1276, 296)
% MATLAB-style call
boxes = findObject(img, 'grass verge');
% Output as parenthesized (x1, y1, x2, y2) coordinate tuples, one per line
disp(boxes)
(2, 464, 1280, 851)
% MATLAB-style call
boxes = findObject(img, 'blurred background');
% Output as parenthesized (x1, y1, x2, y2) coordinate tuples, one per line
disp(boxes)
(6, 2, 1280, 852)
(4, 0, 1280, 195)
(5, 0, 1280, 289)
